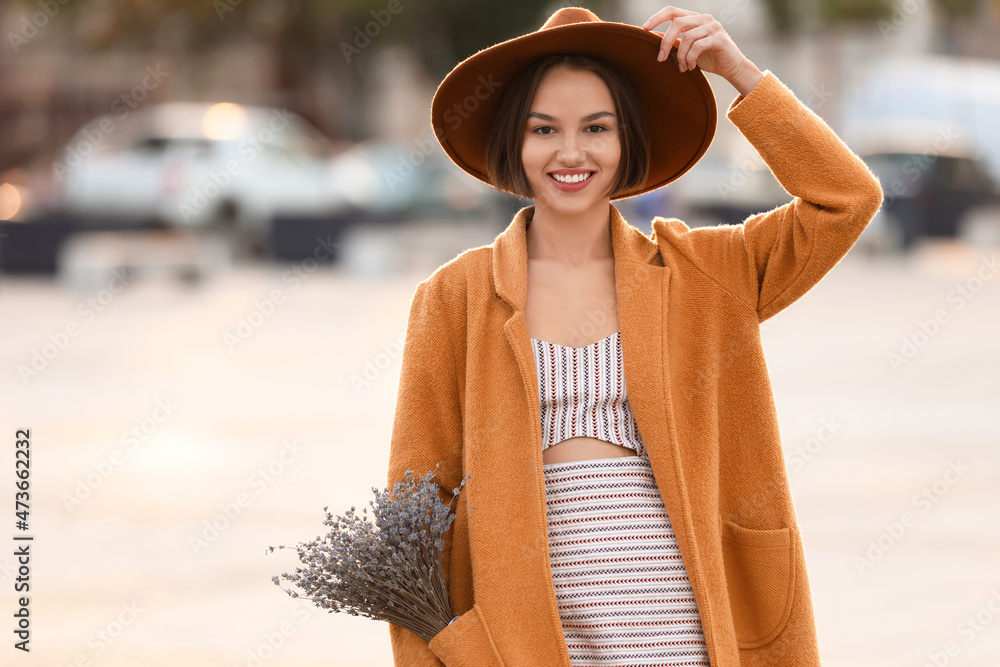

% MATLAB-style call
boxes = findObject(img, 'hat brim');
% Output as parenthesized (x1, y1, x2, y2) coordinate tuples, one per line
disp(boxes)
(430, 21, 718, 200)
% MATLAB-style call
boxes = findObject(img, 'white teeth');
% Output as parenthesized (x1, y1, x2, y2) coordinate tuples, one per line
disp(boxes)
(551, 172, 592, 184)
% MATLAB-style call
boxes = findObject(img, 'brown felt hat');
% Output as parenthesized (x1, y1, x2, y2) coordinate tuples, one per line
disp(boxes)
(429, 6, 718, 200)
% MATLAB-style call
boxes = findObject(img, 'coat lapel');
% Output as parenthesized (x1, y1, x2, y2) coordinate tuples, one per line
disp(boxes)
(491, 204, 670, 466)
(488, 204, 684, 655)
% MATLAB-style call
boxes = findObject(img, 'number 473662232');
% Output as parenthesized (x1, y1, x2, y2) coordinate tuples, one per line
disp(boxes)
(16, 429, 30, 531)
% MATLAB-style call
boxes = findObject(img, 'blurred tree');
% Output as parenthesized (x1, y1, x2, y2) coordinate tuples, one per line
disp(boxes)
(760, 0, 988, 35)
(931, 0, 993, 54)
(4, 0, 612, 139)
(760, 0, 894, 35)
(933, 0, 983, 16)
(335, 0, 615, 77)
(331, 0, 615, 135)
(760, 0, 796, 34)
(818, 0, 895, 23)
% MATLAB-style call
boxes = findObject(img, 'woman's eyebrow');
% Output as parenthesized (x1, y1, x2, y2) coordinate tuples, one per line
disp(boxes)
(527, 111, 617, 122)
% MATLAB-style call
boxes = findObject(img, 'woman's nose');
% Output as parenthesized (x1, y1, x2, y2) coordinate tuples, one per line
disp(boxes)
(556, 134, 585, 162)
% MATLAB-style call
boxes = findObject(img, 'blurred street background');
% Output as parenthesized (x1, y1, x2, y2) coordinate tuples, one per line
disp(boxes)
(1, 0, 999, 665)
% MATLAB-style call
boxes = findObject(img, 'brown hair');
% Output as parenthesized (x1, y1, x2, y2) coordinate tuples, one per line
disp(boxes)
(485, 53, 651, 200)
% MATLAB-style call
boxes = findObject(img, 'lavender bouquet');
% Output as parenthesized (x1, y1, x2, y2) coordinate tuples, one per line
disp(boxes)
(269, 463, 470, 642)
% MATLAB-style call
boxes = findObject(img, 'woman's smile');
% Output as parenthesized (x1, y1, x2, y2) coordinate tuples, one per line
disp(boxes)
(548, 169, 596, 191)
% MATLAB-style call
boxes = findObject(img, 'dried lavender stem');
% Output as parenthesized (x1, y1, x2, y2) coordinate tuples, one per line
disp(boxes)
(269, 467, 468, 643)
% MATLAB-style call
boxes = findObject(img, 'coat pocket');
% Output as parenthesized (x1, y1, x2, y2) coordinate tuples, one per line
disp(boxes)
(428, 602, 504, 667)
(720, 518, 796, 649)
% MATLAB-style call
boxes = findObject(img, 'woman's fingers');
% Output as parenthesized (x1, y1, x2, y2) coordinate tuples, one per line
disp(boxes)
(641, 8, 745, 78)
(642, 5, 699, 31)
(675, 22, 724, 72)
(655, 14, 706, 63)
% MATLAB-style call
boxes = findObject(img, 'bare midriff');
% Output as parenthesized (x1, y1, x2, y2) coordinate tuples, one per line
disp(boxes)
(542, 436, 639, 464)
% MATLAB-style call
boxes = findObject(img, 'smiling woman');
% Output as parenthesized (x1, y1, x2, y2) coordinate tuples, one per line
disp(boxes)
(389, 4, 883, 667)
(485, 53, 650, 203)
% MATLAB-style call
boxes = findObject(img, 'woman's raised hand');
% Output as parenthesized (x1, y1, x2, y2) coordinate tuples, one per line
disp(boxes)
(641, 6, 763, 96)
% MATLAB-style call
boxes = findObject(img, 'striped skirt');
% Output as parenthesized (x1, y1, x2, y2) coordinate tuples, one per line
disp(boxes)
(543, 455, 711, 666)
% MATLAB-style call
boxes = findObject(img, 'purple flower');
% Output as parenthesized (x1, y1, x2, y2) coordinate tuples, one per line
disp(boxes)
(268, 463, 470, 642)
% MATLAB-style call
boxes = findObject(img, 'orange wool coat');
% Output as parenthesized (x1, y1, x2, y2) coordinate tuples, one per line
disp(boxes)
(386, 70, 883, 666)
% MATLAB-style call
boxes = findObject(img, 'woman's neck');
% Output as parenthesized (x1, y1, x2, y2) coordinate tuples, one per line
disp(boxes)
(526, 201, 614, 265)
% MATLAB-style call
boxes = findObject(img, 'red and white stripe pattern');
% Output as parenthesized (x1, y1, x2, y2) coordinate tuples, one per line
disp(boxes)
(542, 456, 711, 666)
(530, 331, 646, 456)
(530, 333, 709, 664)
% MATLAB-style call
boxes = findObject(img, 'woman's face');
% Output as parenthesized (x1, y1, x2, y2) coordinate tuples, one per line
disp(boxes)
(521, 66, 622, 214)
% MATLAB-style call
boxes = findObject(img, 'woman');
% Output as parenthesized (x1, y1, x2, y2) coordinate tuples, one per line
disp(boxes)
(387, 6, 882, 667)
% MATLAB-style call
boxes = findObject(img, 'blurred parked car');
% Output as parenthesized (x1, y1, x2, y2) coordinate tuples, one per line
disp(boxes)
(614, 154, 788, 229)
(268, 140, 507, 261)
(49, 102, 346, 249)
(0, 167, 67, 273)
(49, 100, 507, 257)
(844, 56, 1000, 253)
(864, 151, 1000, 251)
(326, 140, 500, 220)
(671, 156, 789, 227)
(850, 120, 1000, 253)
(0, 168, 38, 223)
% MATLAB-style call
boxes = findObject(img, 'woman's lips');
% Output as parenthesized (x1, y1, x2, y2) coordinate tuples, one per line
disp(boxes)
(548, 172, 594, 192)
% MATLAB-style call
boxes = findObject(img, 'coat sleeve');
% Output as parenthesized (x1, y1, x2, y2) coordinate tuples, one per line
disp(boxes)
(385, 278, 464, 666)
(654, 70, 884, 322)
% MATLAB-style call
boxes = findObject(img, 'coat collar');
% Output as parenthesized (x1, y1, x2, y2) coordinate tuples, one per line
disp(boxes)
(491, 202, 662, 312)
(487, 199, 675, 472)
(483, 202, 689, 666)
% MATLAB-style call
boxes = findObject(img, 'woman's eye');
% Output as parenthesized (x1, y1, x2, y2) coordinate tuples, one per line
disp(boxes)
(530, 125, 609, 136)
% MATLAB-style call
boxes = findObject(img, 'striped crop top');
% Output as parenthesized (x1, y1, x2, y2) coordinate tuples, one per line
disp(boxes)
(529, 330, 646, 457)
